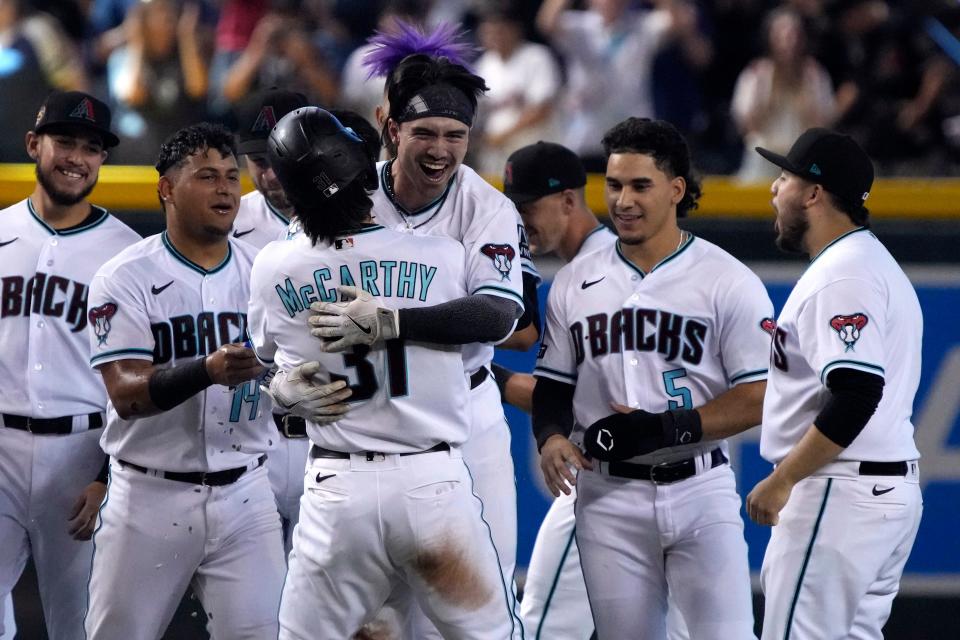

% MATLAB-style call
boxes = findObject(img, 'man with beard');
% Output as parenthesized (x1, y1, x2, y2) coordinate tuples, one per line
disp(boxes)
(232, 88, 310, 249)
(748, 129, 923, 639)
(532, 117, 769, 639)
(0, 90, 140, 640)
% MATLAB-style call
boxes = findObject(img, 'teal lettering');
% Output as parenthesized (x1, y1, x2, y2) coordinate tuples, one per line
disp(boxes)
(339, 265, 356, 290)
(418, 264, 437, 302)
(397, 261, 417, 299)
(299, 284, 317, 307)
(275, 278, 303, 318)
(313, 268, 336, 302)
(379, 261, 397, 297)
(360, 260, 381, 297)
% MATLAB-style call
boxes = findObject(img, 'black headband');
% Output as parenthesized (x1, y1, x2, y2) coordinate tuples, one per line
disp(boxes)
(397, 83, 475, 126)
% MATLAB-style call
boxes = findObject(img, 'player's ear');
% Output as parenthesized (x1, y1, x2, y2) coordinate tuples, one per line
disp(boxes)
(25, 131, 39, 160)
(157, 174, 174, 205)
(671, 175, 686, 206)
(387, 119, 400, 146)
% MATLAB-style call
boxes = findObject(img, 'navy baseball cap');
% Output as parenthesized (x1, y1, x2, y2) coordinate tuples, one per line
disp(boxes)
(503, 141, 587, 205)
(756, 128, 874, 207)
(234, 88, 309, 155)
(32, 91, 119, 148)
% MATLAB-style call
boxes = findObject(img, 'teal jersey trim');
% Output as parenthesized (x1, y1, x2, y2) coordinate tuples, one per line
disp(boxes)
(730, 368, 768, 384)
(784, 478, 832, 640)
(380, 160, 454, 228)
(614, 233, 695, 278)
(28, 198, 109, 236)
(535, 528, 580, 639)
(808, 227, 868, 266)
(265, 200, 290, 225)
(91, 347, 154, 365)
(162, 231, 233, 275)
(819, 359, 885, 384)
(463, 459, 525, 638)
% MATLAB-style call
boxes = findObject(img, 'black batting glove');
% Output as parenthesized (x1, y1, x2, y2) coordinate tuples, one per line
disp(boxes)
(584, 409, 703, 461)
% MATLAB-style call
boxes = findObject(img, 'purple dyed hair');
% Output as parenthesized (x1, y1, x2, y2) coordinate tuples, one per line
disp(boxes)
(362, 19, 476, 80)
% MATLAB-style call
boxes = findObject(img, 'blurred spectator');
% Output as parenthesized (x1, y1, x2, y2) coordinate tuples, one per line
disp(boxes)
(206, 0, 269, 119)
(823, 1, 952, 174)
(340, 0, 431, 125)
(650, 0, 714, 136)
(731, 6, 835, 181)
(535, 0, 676, 169)
(218, 1, 339, 113)
(106, 0, 211, 163)
(472, 2, 561, 175)
(87, 0, 216, 69)
(0, 0, 89, 160)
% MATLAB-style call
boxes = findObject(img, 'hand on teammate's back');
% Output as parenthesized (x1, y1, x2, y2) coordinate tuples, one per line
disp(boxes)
(205, 343, 266, 387)
(267, 362, 353, 424)
(67, 481, 108, 541)
(308, 285, 400, 351)
(540, 435, 593, 497)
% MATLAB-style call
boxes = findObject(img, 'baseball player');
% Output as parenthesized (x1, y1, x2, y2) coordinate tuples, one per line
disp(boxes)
(232, 88, 310, 249)
(249, 106, 519, 639)
(84, 123, 286, 640)
(504, 142, 691, 640)
(747, 129, 923, 639)
(0, 91, 140, 640)
(310, 51, 534, 638)
(533, 118, 771, 639)
(232, 90, 384, 553)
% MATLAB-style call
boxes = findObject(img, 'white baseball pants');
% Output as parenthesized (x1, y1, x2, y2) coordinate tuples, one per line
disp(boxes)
(576, 459, 756, 639)
(85, 461, 286, 640)
(0, 427, 103, 640)
(279, 446, 520, 640)
(266, 434, 311, 554)
(760, 463, 922, 640)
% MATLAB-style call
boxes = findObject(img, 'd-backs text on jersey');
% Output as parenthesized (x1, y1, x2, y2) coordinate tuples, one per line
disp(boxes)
(274, 260, 439, 317)
(1, 272, 90, 332)
(571, 308, 707, 365)
(152, 312, 248, 364)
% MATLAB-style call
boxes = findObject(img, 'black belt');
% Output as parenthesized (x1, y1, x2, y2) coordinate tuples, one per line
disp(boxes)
(605, 449, 727, 484)
(119, 455, 267, 486)
(859, 461, 908, 476)
(273, 413, 307, 438)
(311, 442, 450, 461)
(470, 367, 490, 390)
(2, 412, 103, 435)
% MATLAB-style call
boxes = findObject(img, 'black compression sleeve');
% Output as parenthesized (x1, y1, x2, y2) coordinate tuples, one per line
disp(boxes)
(148, 357, 214, 411)
(532, 376, 576, 451)
(814, 368, 884, 447)
(490, 362, 515, 398)
(398, 294, 521, 344)
(515, 272, 541, 334)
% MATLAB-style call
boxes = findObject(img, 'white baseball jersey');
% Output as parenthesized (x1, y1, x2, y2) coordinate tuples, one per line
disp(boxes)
(0, 199, 141, 417)
(371, 161, 527, 374)
(88, 232, 274, 471)
(233, 189, 291, 249)
(760, 227, 922, 463)
(536, 234, 773, 463)
(248, 225, 472, 453)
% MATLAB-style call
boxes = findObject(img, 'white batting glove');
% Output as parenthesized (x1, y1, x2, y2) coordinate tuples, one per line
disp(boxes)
(264, 362, 353, 425)
(308, 285, 400, 352)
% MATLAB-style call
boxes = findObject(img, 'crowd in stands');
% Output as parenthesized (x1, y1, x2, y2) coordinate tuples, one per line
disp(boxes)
(1, 0, 958, 177)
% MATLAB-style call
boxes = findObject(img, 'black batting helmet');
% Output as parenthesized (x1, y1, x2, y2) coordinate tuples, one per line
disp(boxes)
(267, 107, 376, 209)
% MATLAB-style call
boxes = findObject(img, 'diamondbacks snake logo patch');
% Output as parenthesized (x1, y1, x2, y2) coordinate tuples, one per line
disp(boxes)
(89, 302, 118, 346)
(480, 243, 515, 281)
(830, 313, 868, 352)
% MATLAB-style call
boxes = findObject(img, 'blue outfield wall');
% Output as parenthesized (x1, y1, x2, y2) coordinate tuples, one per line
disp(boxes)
(494, 275, 960, 593)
